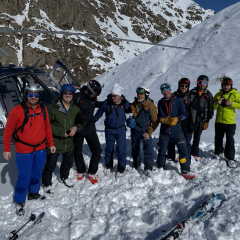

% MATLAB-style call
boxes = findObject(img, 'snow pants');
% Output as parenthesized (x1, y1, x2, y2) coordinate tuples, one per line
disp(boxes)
(167, 128, 192, 165)
(42, 150, 74, 187)
(191, 121, 204, 157)
(157, 132, 190, 174)
(105, 126, 126, 173)
(214, 123, 236, 160)
(131, 130, 153, 171)
(74, 131, 102, 175)
(14, 149, 46, 203)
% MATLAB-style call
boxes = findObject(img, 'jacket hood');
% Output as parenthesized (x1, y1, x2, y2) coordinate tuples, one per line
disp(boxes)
(219, 88, 238, 95)
(191, 87, 208, 94)
(133, 97, 154, 107)
(107, 94, 126, 105)
(51, 97, 75, 111)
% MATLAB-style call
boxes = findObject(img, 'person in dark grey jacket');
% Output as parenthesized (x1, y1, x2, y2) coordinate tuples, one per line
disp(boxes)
(73, 80, 103, 184)
(187, 75, 213, 161)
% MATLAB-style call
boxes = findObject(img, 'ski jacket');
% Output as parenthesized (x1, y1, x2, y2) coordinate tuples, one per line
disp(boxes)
(174, 90, 191, 129)
(47, 98, 84, 153)
(213, 88, 240, 124)
(130, 98, 159, 135)
(4, 102, 54, 153)
(158, 94, 187, 135)
(94, 94, 130, 130)
(74, 86, 103, 136)
(188, 87, 213, 125)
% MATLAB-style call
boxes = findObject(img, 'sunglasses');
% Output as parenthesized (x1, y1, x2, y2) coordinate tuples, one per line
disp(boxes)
(221, 79, 232, 84)
(63, 91, 73, 95)
(28, 93, 39, 98)
(136, 88, 146, 94)
(197, 80, 208, 86)
(180, 84, 188, 88)
(111, 95, 117, 98)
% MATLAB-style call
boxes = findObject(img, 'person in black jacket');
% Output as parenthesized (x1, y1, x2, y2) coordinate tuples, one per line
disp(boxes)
(73, 80, 103, 184)
(187, 75, 214, 161)
(167, 78, 192, 165)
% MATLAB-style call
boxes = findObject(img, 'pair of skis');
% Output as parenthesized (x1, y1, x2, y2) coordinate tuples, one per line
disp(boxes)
(156, 193, 226, 240)
(5, 212, 45, 240)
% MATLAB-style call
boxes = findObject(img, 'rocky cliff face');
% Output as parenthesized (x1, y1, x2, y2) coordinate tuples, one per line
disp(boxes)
(0, 0, 214, 84)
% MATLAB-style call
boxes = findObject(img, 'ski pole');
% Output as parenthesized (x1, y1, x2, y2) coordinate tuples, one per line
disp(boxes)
(6, 214, 36, 240)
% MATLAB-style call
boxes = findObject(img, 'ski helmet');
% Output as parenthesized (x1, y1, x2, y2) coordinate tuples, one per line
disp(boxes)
(60, 84, 75, 93)
(24, 83, 42, 94)
(178, 78, 190, 89)
(160, 83, 171, 93)
(87, 80, 102, 96)
(197, 75, 209, 87)
(136, 86, 150, 99)
(221, 77, 233, 89)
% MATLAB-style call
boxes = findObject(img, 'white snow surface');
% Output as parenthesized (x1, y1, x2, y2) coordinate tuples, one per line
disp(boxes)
(1, 2, 240, 240)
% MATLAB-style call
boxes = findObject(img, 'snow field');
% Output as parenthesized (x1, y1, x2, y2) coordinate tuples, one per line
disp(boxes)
(1, 130, 240, 239)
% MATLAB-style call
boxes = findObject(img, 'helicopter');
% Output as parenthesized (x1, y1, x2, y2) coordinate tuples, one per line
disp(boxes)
(0, 54, 80, 141)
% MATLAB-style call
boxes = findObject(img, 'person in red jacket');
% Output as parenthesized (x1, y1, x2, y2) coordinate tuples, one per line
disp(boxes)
(3, 83, 56, 216)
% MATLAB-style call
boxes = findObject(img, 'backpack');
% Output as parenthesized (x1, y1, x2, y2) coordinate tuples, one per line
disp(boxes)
(13, 101, 46, 150)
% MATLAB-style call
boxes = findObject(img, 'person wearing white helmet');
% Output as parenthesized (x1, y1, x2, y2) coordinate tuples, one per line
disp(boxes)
(3, 83, 56, 216)
(94, 83, 130, 178)
(127, 86, 159, 177)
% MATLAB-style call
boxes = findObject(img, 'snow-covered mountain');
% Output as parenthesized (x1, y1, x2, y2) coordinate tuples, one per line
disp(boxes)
(0, 0, 214, 83)
(2, 2, 240, 240)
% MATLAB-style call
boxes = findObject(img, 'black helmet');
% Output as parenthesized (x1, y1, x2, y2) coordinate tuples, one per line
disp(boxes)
(87, 80, 102, 96)
(221, 77, 233, 89)
(178, 78, 190, 89)
(197, 75, 209, 82)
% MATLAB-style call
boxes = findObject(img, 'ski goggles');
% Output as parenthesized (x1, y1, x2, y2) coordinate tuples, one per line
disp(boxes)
(28, 93, 39, 98)
(136, 88, 146, 94)
(160, 84, 171, 93)
(221, 78, 232, 84)
(63, 91, 74, 95)
(111, 95, 117, 98)
(197, 80, 208, 86)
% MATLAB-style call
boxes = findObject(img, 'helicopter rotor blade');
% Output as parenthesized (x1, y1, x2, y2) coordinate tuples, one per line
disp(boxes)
(0, 29, 191, 50)
(0, 47, 9, 57)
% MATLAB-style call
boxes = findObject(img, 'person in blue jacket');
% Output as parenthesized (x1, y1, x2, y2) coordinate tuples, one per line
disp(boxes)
(157, 83, 195, 179)
(94, 84, 130, 178)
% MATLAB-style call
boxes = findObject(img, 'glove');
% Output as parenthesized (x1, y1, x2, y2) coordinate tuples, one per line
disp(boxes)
(187, 126, 194, 134)
(202, 122, 209, 130)
(169, 117, 178, 126)
(75, 112, 85, 125)
(160, 116, 172, 124)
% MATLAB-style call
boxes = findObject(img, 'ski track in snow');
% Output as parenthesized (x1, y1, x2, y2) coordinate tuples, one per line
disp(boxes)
(1, 131, 240, 240)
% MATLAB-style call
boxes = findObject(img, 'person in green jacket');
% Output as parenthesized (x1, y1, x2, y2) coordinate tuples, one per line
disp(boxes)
(42, 84, 84, 194)
(213, 77, 240, 166)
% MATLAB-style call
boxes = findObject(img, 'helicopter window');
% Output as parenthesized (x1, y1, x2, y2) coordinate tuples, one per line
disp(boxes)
(35, 73, 56, 89)
(52, 66, 72, 87)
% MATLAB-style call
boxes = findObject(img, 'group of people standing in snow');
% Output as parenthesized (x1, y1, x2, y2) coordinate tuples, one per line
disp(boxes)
(3, 75, 240, 216)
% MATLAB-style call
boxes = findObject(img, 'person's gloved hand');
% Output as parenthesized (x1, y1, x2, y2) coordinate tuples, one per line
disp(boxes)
(169, 117, 178, 126)
(202, 122, 209, 130)
(160, 116, 172, 124)
(187, 126, 194, 134)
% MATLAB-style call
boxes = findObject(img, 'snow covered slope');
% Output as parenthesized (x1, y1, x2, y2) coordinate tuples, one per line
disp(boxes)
(1, 3, 240, 240)
(96, 1, 240, 143)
